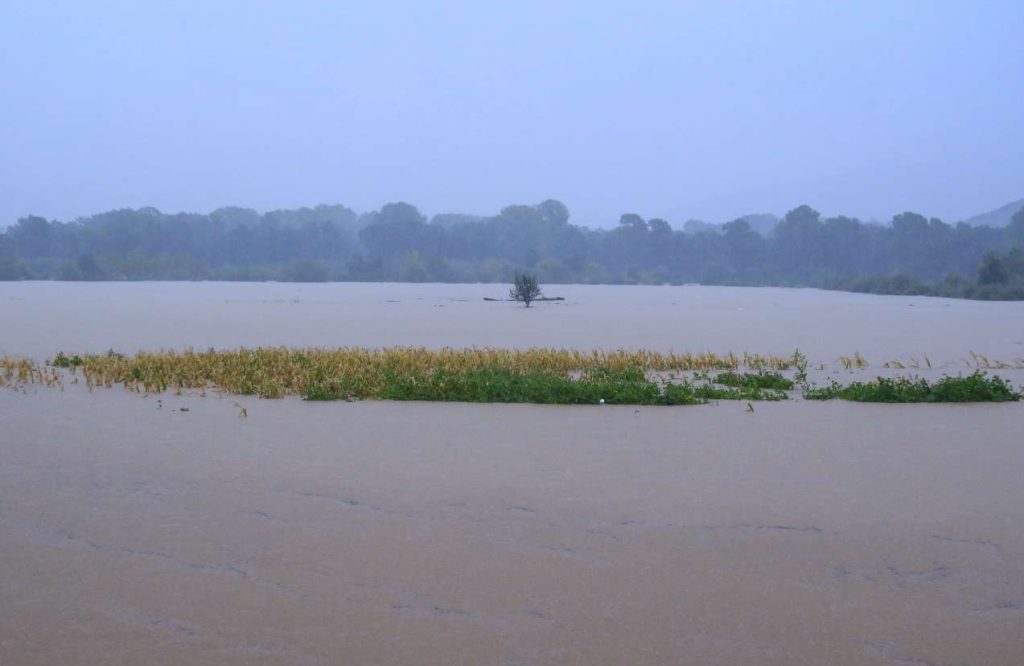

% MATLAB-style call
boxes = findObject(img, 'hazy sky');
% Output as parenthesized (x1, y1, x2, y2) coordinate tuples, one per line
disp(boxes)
(2, 1, 1022, 228)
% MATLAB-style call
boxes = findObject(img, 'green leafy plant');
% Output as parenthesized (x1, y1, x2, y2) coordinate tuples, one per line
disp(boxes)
(712, 371, 794, 391)
(803, 372, 1020, 403)
(51, 352, 83, 368)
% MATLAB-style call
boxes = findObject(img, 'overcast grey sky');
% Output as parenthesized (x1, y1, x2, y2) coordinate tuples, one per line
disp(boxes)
(2, 1, 1022, 228)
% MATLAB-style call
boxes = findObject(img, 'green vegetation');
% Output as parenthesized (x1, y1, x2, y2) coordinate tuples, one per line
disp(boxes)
(308, 366, 700, 405)
(2, 201, 1023, 300)
(804, 372, 1021, 403)
(51, 352, 83, 368)
(839, 248, 1024, 300)
(306, 365, 789, 405)
(25, 347, 791, 403)
(711, 371, 794, 391)
(2, 348, 1020, 406)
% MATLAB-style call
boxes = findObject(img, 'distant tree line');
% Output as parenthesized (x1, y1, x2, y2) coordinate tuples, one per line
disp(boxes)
(1, 200, 1023, 300)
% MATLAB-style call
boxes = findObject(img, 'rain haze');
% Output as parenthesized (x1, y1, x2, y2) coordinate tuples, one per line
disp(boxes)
(3, 4, 1024, 666)
(2, 0, 1023, 226)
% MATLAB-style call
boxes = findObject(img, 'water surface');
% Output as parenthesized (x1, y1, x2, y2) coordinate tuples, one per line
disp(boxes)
(1, 283, 1022, 665)
(3, 282, 1023, 364)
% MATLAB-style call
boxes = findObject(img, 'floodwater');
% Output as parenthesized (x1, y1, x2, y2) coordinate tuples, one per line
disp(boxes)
(1, 282, 1023, 665)
(2, 281, 1024, 364)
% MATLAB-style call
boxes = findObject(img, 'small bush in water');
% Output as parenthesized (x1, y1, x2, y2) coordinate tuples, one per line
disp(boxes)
(51, 352, 83, 368)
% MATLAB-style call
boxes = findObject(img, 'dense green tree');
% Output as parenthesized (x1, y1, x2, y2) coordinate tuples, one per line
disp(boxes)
(0, 256, 28, 280)
(1009, 207, 1024, 249)
(286, 260, 331, 282)
(358, 202, 431, 262)
(536, 199, 570, 226)
(2, 198, 1023, 299)
(978, 254, 1009, 285)
(9, 216, 53, 257)
(722, 219, 764, 271)
(772, 205, 824, 280)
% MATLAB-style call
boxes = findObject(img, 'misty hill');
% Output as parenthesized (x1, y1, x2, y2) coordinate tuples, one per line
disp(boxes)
(2, 200, 1023, 299)
(965, 199, 1024, 227)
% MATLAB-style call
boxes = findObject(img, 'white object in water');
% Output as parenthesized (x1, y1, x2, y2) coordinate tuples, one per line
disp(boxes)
(598, 399, 605, 404)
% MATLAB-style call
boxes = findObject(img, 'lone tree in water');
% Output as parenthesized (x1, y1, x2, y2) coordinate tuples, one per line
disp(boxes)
(510, 273, 542, 307)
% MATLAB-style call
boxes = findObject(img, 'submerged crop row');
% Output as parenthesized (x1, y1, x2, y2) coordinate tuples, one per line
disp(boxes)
(0, 356, 61, 388)
(41, 347, 794, 399)
(1, 348, 1020, 405)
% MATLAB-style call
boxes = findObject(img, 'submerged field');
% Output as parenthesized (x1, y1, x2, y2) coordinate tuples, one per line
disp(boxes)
(3, 384, 1024, 666)
(3, 346, 1021, 405)
(4, 281, 1024, 362)
(2, 283, 1024, 665)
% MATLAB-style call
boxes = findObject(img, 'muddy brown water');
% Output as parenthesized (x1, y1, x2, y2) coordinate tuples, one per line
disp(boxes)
(1, 282, 1023, 664)
(3, 281, 1024, 363)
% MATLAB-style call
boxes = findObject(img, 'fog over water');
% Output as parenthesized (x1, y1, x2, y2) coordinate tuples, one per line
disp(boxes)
(4, 1, 1024, 661)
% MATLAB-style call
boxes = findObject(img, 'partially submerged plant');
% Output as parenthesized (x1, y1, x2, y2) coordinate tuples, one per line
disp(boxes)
(803, 371, 1020, 403)
(5, 348, 1020, 406)
(51, 352, 83, 368)
(711, 371, 794, 391)
(791, 349, 809, 388)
